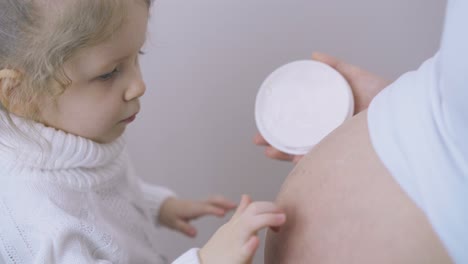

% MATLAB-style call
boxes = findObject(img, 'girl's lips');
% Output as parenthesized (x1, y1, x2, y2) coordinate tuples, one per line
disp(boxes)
(121, 113, 137, 123)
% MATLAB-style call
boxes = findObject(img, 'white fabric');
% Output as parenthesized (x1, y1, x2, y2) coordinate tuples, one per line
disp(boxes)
(368, 0, 468, 262)
(172, 249, 201, 264)
(0, 109, 199, 264)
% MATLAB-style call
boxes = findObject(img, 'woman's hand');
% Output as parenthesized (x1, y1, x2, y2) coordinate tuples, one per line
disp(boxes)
(159, 196, 236, 237)
(199, 195, 286, 264)
(254, 52, 392, 163)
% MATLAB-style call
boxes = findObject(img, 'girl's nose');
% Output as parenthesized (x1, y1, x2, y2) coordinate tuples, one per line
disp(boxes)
(124, 76, 146, 102)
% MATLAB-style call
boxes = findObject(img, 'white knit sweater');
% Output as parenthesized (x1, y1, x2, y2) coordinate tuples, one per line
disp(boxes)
(0, 110, 200, 264)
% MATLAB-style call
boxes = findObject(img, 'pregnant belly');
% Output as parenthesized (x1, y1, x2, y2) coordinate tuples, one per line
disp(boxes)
(264, 110, 451, 264)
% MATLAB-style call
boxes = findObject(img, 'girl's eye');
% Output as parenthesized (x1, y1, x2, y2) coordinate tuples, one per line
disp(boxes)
(98, 68, 120, 81)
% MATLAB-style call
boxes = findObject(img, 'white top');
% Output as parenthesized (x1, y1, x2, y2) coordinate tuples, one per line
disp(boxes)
(368, 0, 468, 262)
(256, 60, 353, 155)
(0, 109, 200, 263)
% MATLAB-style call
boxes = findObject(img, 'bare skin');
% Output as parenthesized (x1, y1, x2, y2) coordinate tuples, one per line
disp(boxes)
(257, 53, 452, 263)
(264, 110, 451, 263)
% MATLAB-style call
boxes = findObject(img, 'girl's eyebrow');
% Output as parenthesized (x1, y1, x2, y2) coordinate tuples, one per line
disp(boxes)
(108, 37, 148, 63)
(95, 39, 148, 70)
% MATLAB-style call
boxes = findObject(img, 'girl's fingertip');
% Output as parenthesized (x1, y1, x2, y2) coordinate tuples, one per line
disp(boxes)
(279, 213, 286, 222)
(274, 213, 286, 224)
(222, 201, 236, 209)
(269, 215, 286, 233)
(270, 226, 281, 233)
(243, 236, 260, 256)
(216, 209, 226, 216)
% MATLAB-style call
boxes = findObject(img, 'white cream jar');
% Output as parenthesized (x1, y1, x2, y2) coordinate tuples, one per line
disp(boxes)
(255, 60, 354, 155)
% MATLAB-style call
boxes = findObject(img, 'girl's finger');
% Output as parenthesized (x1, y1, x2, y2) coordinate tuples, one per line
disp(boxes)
(174, 220, 197, 238)
(233, 195, 251, 218)
(245, 202, 283, 215)
(242, 213, 286, 238)
(185, 202, 224, 219)
(200, 204, 226, 217)
(206, 196, 237, 210)
(241, 236, 260, 262)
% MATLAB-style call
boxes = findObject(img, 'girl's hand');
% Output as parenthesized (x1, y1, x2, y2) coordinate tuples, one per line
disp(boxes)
(199, 195, 286, 264)
(254, 52, 392, 163)
(159, 196, 236, 237)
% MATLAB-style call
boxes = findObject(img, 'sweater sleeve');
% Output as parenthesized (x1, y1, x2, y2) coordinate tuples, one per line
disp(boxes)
(172, 248, 201, 264)
(138, 179, 176, 222)
(124, 151, 176, 223)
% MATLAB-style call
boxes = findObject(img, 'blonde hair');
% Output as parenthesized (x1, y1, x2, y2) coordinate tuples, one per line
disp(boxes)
(0, 0, 152, 121)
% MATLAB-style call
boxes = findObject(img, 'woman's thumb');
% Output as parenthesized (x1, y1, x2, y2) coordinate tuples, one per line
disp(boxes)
(312, 52, 362, 80)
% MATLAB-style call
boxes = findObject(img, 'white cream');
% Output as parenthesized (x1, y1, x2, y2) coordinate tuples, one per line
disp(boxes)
(255, 60, 354, 155)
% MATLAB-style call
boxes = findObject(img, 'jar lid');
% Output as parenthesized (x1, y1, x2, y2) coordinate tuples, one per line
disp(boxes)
(255, 60, 354, 155)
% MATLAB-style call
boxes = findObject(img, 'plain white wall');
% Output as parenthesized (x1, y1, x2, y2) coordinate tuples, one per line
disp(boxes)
(127, 1, 446, 263)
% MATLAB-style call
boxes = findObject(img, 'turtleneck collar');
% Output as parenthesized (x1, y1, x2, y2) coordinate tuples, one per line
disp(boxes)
(0, 109, 126, 171)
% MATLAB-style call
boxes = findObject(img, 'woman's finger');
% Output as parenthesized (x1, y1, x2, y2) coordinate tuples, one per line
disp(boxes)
(292, 155, 304, 163)
(254, 133, 270, 146)
(265, 147, 295, 161)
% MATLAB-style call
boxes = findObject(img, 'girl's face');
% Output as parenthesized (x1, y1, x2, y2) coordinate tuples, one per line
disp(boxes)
(40, 1, 149, 143)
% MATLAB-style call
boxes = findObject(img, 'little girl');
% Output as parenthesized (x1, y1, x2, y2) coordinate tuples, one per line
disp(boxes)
(0, 0, 286, 263)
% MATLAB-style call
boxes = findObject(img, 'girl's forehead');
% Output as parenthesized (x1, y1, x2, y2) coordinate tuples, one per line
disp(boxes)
(34, 0, 151, 42)
(64, 1, 149, 75)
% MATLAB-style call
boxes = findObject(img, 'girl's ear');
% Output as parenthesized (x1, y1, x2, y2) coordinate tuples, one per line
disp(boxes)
(0, 69, 23, 110)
